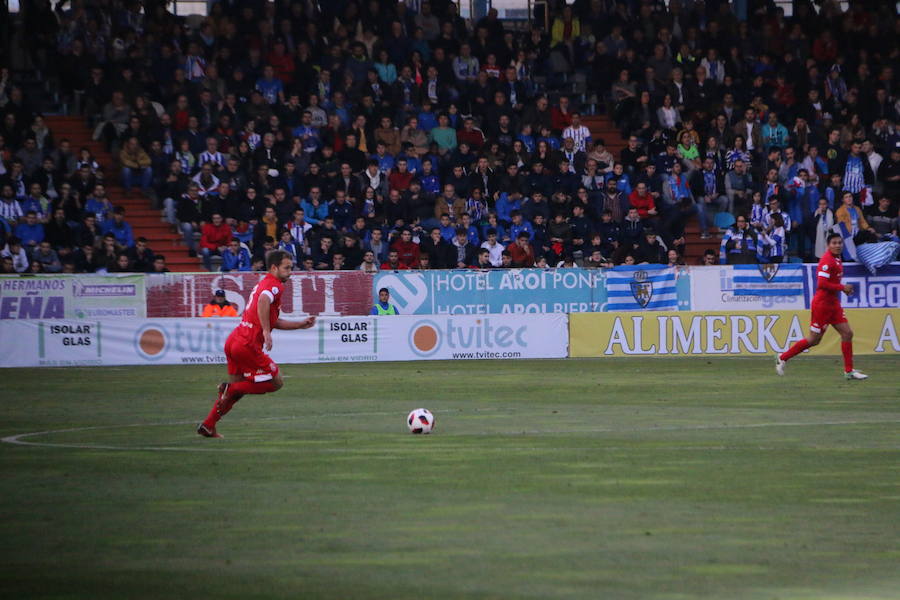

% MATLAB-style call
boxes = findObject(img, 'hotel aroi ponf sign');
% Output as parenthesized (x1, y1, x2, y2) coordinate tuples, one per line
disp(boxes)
(570, 310, 899, 357)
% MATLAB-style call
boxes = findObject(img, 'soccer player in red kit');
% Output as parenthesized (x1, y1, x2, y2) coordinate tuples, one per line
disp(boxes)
(775, 232, 868, 380)
(198, 250, 316, 437)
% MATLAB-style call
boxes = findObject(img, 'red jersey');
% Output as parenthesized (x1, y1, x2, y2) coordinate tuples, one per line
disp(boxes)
(232, 274, 283, 345)
(814, 252, 845, 304)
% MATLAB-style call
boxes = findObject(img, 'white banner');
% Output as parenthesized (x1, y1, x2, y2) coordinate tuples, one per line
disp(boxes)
(689, 265, 806, 311)
(0, 314, 568, 368)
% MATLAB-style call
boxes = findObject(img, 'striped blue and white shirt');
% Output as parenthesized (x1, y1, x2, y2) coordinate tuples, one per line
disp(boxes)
(842, 155, 865, 194)
(198, 151, 227, 169)
(762, 208, 791, 232)
(562, 125, 592, 153)
(750, 202, 766, 226)
(0, 199, 24, 223)
(759, 226, 786, 261)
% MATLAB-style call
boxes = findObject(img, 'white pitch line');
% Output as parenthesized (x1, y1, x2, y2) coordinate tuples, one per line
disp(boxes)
(452, 419, 900, 436)
(2, 417, 898, 453)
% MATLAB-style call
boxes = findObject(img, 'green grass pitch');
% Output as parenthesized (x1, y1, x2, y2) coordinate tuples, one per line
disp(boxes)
(1, 356, 898, 600)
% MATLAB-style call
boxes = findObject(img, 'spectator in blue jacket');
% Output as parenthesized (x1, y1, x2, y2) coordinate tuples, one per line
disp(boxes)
(438, 213, 456, 242)
(100, 206, 135, 248)
(84, 184, 113, 223)
(301, 187, 329, 226)
(220, 238, 252, 272)
(459, 213, 481, 245)
(509, 211, 534, 241)
(419, 159, 441, 197)
(14, 212, 45, 249)
(761, 112, 790, 153)
(495, 192, 521, 225)
(329, 190, 355, 232)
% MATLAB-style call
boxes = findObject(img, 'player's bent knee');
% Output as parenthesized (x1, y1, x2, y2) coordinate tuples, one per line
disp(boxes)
(271, 376, 284, 391)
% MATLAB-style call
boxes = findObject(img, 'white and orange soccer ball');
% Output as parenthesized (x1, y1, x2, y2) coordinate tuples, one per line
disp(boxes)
(407, 408, 435, 434)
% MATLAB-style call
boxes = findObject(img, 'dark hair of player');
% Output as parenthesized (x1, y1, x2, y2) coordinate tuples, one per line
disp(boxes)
(826, 232, 842, 243)
(266, 249, 291, 269)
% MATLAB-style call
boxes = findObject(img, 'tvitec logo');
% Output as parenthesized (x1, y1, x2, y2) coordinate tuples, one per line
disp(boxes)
(408, 318, 527, 357)
(134, 322, 231, 361)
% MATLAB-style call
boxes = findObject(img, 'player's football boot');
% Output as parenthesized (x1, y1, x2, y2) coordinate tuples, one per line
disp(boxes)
(196, 423, 223, 438)
(844, 370, 868, 380)
(774, 354, 786, 376)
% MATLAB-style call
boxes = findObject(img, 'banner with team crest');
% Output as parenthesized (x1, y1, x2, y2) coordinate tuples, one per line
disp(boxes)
(603, 265, 680, 311)
(691, 262, 899, 311)
(731, 263, 805, 296)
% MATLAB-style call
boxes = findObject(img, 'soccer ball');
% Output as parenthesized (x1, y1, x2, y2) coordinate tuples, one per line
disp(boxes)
(407, 408, 435, 434)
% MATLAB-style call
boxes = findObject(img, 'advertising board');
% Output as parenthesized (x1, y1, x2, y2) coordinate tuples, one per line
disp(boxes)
(0, 274, 146, 320)
(145, 271, 372, 317)
(373, 267, 691, 314)
(569, 310, 899, 357)
(0, 314, 569, 367)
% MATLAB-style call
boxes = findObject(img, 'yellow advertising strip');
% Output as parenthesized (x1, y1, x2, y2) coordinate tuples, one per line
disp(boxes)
(570, 309, 900, 357)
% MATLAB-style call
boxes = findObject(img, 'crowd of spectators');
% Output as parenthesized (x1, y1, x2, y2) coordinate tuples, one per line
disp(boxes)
(1, 0, 899, 275)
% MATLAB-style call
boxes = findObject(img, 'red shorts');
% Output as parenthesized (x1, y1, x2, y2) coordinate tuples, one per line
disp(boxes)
(810, 300, 846, 334)
(224, 331, 279, 382)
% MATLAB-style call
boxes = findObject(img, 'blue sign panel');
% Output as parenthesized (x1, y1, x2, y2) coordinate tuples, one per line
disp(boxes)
(373, 267, 692, 315)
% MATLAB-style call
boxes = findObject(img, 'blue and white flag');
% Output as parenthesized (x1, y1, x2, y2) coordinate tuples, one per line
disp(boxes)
(834, 221, 858, 261)
(856, 242, 900, 275)
(732, 263, 804, 296)
(605, 265, 678, 311)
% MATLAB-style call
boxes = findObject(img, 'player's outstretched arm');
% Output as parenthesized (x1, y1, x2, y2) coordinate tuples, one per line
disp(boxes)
(275, 316, 316, 330)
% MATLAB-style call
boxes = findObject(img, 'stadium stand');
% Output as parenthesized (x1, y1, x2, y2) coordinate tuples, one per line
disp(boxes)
(0, 0, 897, 274)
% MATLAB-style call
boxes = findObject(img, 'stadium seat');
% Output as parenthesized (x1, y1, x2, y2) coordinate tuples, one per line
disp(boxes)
(714, 213, 736, 230)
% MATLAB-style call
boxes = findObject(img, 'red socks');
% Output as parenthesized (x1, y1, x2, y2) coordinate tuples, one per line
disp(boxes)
(780, 339, 853, 372)
(780, 338, 810, 362)
(202, 396, 236, 429)
(841, 341, 853, 373)
(202, 380, 276, 429)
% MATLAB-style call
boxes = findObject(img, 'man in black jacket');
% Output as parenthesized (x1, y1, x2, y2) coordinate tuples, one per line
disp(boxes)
(160, 159, 189, 226)
(176, 183, 205, 256)
(450, 227, 479, 268)
(420, 227, 456, 269)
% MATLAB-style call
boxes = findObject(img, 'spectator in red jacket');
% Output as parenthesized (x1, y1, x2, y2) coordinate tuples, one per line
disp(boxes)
(199, 213, 232, 271)
(456, 117, 486, 151)
(628, 182, 658, 221)
(507, 231, 536, 267)
(390, 228, 421, 267)
(550, 95, 573, 133)
(388, 158, 414, 192)
(380, 249, 409, 270)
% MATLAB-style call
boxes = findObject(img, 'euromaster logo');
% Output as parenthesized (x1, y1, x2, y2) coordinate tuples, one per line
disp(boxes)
(408, 318, 527, 357)
(135, 323, 169, 361)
